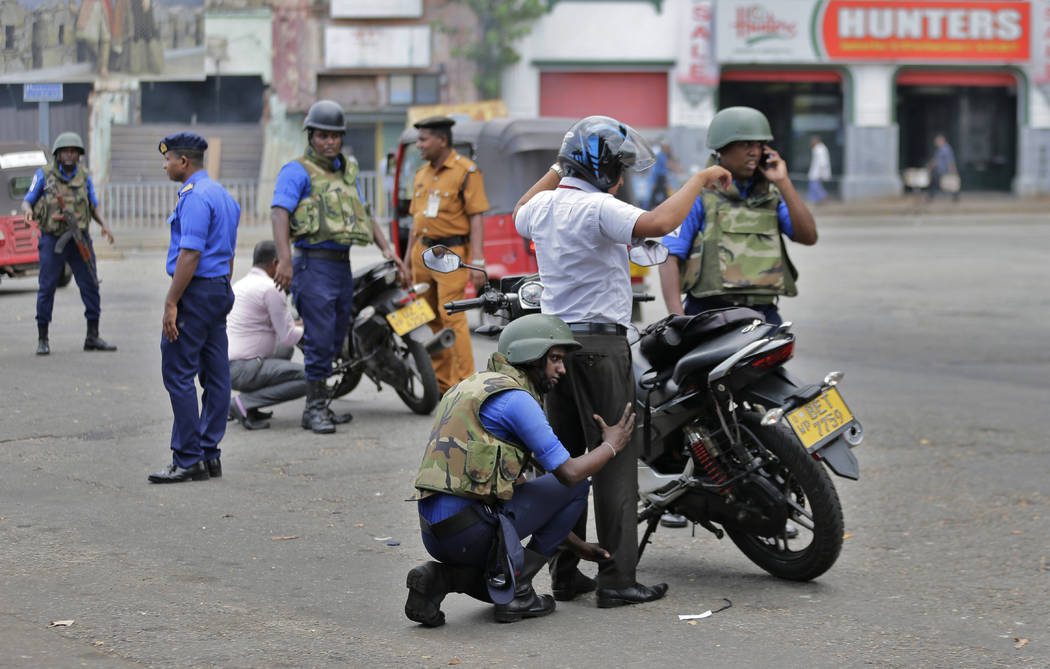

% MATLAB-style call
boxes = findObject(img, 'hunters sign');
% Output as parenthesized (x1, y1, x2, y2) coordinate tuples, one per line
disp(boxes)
(717, 0, 1032, 63)
(821, 1, 1030, 61)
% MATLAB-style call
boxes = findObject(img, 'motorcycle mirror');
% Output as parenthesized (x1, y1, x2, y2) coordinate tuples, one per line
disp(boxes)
(628, 239, 670, 267)
(421, 245, 462, 273)
(517, 281, 543, 309)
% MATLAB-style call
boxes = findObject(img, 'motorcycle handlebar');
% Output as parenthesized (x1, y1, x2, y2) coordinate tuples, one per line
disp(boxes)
(443, 297, 486, 314)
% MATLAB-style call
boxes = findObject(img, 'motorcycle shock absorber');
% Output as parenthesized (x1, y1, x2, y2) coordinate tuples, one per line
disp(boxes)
(684, 425, 730, 493)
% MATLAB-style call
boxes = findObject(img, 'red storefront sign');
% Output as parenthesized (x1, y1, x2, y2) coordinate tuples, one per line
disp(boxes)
(822, 1, 1030, 61)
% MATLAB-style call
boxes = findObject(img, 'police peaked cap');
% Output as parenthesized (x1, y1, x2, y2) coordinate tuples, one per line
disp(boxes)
(158, 132, 208, 154)
(413, 116, 456, 131)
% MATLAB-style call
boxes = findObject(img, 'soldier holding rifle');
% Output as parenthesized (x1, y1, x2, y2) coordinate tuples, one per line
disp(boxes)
(21, 132, 116, 355)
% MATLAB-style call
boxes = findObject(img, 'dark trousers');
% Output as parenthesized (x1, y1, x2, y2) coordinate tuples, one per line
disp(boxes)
(36, 231, 101, 325)
(684, 295, 783, 325)
(229, 351, 306, 410)
(546, 332, 638, 589)
(291, 255, 353, 381)
(161, 277, 234, 468)
(420, 475, 590, 568)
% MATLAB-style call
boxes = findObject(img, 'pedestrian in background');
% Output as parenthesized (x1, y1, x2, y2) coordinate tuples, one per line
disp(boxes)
(227, 240, 307, 431)
(925, 134, 959, 202)
(807, 135, 831, 203)
(403, 116, 489, 394)
(647, 139, 679, 209)
(270, 100, 405, 434)
(148, 132, 239, 484)
(21, 131, 116, 356)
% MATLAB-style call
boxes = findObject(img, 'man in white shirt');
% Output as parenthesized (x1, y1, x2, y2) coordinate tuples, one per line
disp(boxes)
(807, 135, 831, 203)
(513, 116, 730, 608)
(228, 241, 307, 430)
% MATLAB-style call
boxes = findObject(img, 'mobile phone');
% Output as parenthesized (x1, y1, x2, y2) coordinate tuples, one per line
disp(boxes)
(759, 147, 774, 169)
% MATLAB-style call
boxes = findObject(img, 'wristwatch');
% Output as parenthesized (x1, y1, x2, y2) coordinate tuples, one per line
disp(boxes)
(550, 162, 565, 178)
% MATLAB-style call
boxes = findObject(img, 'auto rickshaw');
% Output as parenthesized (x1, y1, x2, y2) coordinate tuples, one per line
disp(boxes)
(0, 143, 71, 287)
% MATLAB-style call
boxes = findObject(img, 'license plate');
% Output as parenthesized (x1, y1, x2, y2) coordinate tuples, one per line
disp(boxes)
(786, 387, 855, 450)
(385, 298, 435, 336)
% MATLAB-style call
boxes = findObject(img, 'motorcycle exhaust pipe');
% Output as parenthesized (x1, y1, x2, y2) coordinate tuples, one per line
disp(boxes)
(424, 327, 455, 356)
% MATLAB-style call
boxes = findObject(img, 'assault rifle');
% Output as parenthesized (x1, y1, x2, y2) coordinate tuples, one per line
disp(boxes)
(44, 179, 99, 286)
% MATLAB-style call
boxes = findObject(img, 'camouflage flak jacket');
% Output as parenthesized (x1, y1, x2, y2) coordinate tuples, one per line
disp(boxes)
(290, 147, 373, 247)
(414, 353, 541, 503)
(32, 163, 93, 235)
(679, 181, 798, 300)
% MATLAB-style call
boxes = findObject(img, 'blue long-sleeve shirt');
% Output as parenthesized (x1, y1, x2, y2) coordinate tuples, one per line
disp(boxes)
(418, 389, 571, 523)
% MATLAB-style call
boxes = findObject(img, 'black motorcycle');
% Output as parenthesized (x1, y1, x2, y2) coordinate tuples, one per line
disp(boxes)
(423, 244, 862, 581)
(327, 259, 450, 415)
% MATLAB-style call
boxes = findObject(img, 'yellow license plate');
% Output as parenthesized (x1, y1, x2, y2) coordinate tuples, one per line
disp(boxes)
(786, 387, 855, 450)
(385, 298, 435, 336)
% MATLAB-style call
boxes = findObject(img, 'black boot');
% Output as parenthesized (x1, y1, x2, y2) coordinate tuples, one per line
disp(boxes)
(493, 549, 556, 623)
(405, 562, 488, 627)
(301, 380, 335, 434)
(36, 323, 50, 356)
(84, 320, 117, 351)
(549, 551, 596, 602)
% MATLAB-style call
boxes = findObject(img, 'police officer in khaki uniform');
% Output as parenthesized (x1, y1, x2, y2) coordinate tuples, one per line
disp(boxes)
(403, 116, 489, 393)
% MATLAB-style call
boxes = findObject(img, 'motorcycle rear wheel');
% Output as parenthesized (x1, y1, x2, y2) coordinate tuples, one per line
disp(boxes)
(394, 335, 440, 415)
(724, 413, 844, 582)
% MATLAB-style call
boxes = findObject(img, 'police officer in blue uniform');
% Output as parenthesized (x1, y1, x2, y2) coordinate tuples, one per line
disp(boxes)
(21, 131, 117, 355)
(270, 99, 406, 434)
(148, 132, 240, 484)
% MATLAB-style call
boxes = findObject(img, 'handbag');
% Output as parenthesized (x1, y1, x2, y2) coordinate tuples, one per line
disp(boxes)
(939, 173, 961, 193)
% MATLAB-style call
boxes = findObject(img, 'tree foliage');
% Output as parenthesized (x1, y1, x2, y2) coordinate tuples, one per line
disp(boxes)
(445, 0, 547, 100)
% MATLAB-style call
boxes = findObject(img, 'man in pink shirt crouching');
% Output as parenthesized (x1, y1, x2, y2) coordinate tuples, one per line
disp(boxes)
(227, 241, 308, 430)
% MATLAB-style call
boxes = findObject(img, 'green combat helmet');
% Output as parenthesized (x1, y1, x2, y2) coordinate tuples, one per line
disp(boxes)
(706, 107, 773, 151)
(498, 314, 581, 364)
(52, 132, 85, 155)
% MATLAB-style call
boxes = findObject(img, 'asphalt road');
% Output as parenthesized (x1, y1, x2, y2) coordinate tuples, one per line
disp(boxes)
(1, 212, 1047, 668)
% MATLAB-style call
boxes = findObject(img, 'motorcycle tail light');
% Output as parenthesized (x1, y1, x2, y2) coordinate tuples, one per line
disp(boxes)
(749, 341, 794, 369)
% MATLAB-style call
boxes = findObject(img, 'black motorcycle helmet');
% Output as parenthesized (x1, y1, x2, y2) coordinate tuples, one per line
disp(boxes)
(557, 115, 656, 192)
(303, 100, 346, 133)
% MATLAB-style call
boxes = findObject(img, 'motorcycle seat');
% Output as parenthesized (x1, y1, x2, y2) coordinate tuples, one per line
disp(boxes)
(671, 324, 777, 386)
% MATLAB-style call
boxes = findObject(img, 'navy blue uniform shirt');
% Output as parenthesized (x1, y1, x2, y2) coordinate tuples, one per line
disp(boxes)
(166, 170, 240, 277)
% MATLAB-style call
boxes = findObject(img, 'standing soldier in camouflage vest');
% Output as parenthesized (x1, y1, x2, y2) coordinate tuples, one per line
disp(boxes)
(21, 131, 117, 355)
(405, 314, 635, 627)
(659, 106, 817, 326)
(270, 100, 406, 434)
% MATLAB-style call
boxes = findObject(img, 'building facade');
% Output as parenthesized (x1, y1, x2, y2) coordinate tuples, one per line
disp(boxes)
(503, 0, 1050, 198)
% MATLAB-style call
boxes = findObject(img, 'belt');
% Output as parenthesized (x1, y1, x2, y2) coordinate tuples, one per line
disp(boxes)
(190, 275, 230, 283)
(420, 235, 468, 248)
(568, 322, 627, 336)
(419, 504, 487, 539)
(295, 247, 350, 263)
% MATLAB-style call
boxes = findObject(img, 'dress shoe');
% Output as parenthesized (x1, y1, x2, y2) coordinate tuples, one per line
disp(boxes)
(83, 335, 117, 351)
(230, 397, 270, 430)
(36, 338, 50, 356)
(595, 582, 669, 608)
(147, 462, 210, 484)
(205, 458, 222, 478)
(493, 585, 555, 623)
(660, 512, 688, 528)
(551, 569, 596, 602)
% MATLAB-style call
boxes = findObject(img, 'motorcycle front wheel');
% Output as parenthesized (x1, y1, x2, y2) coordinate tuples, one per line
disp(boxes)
(394, 335, 440, 415)
(724, 413, 844, 582)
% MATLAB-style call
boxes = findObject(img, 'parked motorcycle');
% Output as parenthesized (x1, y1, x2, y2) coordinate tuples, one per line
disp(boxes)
(422, 244, 862, 581)
(327, 259, 451, 415)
